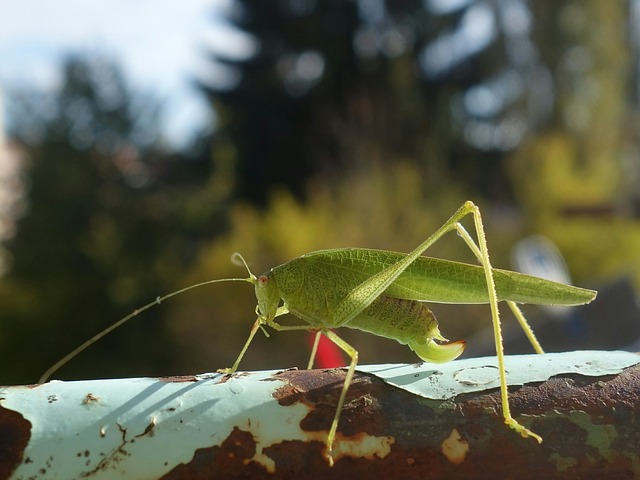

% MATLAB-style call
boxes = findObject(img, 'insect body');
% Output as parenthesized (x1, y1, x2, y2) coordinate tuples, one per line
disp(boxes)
(39, 201, 597, 467)
(262, 250, 466, 361)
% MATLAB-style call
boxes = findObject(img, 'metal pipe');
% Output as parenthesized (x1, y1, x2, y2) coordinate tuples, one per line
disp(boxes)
(1, 350, 638, 479)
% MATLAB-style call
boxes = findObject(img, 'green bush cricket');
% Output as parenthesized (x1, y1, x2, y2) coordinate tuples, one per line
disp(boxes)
(39, 201, 597, 466)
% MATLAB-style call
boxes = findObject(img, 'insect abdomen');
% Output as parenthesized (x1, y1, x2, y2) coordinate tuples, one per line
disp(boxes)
(347, 296, 465, 363)
(346, 296, 439, 346)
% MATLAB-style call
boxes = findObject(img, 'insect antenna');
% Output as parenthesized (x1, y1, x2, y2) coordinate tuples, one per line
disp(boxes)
(38, 256, 254, 384)
(230, 252, 257, 281)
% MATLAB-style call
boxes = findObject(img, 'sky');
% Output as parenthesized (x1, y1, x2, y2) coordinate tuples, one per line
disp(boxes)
(0, 0, 256, 149)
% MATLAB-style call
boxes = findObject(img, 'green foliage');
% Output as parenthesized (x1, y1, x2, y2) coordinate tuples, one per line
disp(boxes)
(510, 135, 640, 286)
(508, 1, 640, 288)
(510, 134, 619, 213)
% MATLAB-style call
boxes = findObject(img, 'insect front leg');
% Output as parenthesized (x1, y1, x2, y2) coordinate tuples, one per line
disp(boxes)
(219, 306, 290, 374)
(218, 316, 265, 374)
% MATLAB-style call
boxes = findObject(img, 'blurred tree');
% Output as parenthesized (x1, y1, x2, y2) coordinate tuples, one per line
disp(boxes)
(199, 0, 551, 203)
(199, 1, 359, 203)
(0, 54, 203, 383)
(515, 0, 629, 207)
(509, 1, 640, 286)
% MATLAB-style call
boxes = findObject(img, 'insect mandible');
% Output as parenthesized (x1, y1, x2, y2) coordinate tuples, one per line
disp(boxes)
(39, 201, 597, 466)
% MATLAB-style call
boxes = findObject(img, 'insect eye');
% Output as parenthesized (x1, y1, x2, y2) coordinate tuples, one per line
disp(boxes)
(258, 275, 269, 287)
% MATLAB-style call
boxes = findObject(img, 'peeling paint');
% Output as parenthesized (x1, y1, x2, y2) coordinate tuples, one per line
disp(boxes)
(273, 368, 395, 463)
(158, 375, 199, 383)
(441, 428, 469, 464)
(542, 409, 621, 464)
(545, 410, 623, 475)
(5, 369, 400, 477)
(453, 365, 499, 386)
(310, 430, 395, 463)
(136, 417, 158, 438)
(358, 350, 640, 400)
(569, 410, 618, 458)
(2, 373, 299, 477)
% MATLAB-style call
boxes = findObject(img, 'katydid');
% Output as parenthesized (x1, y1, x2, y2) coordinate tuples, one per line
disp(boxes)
(39, 201, 597, 466)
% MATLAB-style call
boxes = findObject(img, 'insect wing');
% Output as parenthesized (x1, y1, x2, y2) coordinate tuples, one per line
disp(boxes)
(300, 249, 596, 306)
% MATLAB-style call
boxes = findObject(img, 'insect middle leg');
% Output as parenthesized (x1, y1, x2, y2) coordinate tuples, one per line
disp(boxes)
(261, 324, 355, 466)
(316, 329, 357, 467)
(308, 330, 322, 369)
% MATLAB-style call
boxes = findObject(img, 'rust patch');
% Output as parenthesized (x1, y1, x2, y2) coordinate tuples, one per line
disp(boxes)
(82, 393, 100, 405)
(0, 405, 32, 478)
(274, 369, 387, 436)
(135, 417, 157, 438)
(157, 375, 199, 383)
(457, 365, 640, 422)
(84, 422, 131, 476)
(160, 427, 271, 479)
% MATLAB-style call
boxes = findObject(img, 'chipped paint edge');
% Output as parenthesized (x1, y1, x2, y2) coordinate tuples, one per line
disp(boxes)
(357, 350, 640, 400)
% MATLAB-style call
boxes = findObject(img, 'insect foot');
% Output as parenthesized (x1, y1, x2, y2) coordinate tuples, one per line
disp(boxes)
(506, 417, 543, 443)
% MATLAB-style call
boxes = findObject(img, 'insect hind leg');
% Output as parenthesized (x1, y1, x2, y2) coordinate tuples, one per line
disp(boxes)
(454, 201, 542, 443)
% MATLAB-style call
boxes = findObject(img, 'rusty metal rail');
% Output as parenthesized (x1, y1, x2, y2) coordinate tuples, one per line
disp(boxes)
(1, 351, 639, 479)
